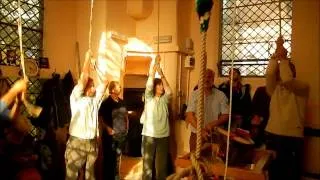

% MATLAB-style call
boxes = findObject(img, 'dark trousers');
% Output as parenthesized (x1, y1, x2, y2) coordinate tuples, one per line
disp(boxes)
(142, 136, 169, 180)
(265, 132, 304, 180)
(102, 133, 127, 180)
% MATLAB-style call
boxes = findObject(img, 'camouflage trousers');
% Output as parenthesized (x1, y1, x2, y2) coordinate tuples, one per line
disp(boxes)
(65, 136, 98, 180)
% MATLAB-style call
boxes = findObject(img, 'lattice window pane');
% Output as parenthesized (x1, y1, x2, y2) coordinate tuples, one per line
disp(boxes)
(220, 0, 293, 77)
(0, 0, 43, 66)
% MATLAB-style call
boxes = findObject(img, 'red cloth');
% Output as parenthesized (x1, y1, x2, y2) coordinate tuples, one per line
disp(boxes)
(16, 168, 41, 180)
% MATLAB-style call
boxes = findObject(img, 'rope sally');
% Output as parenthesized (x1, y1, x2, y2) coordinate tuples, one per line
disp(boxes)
(194, 0, 213, 179)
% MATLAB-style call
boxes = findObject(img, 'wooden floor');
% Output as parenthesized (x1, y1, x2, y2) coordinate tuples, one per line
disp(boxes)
(120, 156, 143, 180)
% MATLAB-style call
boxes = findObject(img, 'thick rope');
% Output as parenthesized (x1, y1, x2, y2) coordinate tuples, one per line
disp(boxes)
(167, 1, 212, 179)
(191, 153, 204, 180)
(166, 166, 193, 180)
(196, 32, 207, 159)
(223, 0, 237, 179)
(17, 0, 26, 79)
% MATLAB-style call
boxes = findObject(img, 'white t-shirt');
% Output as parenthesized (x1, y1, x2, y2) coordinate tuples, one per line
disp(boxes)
(186, 88, 229, 133)
(69, 84, 105, 139)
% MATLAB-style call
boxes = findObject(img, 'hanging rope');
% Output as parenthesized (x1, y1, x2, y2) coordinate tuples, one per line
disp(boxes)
(87, 0, 104, 83)
(88, 0, 94, 51)
(278, 0, 282, 36)
(17, 0, 43, 118)
(157, 0, 160, 55)
(166, 3, 214, 180)
(154, 0, 161, 65)
(223, 0, 237, 178)
(195, 0, 213, 179)
(17, 0, 26, 79)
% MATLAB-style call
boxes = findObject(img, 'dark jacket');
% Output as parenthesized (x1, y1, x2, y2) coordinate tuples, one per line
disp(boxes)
(219, 81, 252, 129)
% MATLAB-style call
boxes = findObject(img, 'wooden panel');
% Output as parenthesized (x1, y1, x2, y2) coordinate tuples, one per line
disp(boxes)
(125, 56, 152, 75)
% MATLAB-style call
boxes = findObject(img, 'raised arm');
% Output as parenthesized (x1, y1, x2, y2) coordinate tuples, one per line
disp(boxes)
(9, 96, 22, 120)
(1, 79, 27, 110)
(279, 60, 309, 96)
(71, 50, 101, 101)
(157, 66, 172, 97)
(266, 58, 279, 96)
(145, 59, 157, 98)
(78, 50, 93, 89)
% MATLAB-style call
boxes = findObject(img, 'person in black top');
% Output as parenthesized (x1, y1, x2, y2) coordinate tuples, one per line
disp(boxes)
(219, 68, 252, 130)
(98, 81, 128, 180)
(250, 86, 271, 147)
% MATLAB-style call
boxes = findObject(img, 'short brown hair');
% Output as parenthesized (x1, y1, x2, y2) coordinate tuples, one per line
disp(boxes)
(152, 78, 164, 96)
(84, 77, 94, 90)
(108, 81, 120, 94)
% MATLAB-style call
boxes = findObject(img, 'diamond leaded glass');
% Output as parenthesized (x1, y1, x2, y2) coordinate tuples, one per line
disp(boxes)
(0, 0, 43, 66)
(220, 0, 292, 77)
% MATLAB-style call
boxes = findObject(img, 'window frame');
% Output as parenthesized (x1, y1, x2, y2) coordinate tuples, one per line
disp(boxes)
(0, 0, 44, 67)
(218, 0, 293, 77)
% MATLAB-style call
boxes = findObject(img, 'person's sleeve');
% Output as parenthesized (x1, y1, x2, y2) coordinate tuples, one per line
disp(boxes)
(0, 101, 10, 121)
(220, 93, 229, 115)
(243, 84, 252, 116)
(186, 91, 197, 113)
(95, 84, 106, 102)
(280, 60, 309, 96)
(140, 109, 146, 124)
(145, 76, 154, 101)
(163, 87, 172, 104)
(266, 58, 279, 96)
(70, 84, 84, 102)
(98, 100, 105, 116)
(251, 87, 262, 114)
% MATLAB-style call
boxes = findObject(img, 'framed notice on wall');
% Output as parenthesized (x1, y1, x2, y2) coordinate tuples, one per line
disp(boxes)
(39, 57, 49, 69)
